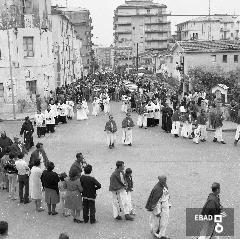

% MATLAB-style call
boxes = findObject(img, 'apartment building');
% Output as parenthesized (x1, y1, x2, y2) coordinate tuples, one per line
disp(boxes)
(62, 7, 94, 76)
(51, 7, 83, 87)
(176, 15, 240, 41)
(114, 0, 171, 67)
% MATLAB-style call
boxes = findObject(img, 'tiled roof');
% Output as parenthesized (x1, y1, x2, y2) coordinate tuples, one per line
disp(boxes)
(175, 40, 240, 53)
(177, 15, 239, 26)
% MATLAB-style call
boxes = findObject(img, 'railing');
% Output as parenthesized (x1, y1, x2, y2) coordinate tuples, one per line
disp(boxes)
(145, 29, 169, 33)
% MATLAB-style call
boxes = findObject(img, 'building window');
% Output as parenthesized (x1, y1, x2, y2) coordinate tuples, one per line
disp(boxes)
(0, 83, 4, 97)
(223, 55, 227, 63)
(23, 37, 34, 57)
(26, 80, 37, 95)
(211, 55, 216, 62)
(147, 9, 150, 14)
(234, 55, 239, 63)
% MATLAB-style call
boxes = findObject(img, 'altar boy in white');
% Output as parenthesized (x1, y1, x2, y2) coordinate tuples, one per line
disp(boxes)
(92, 97, 100, 116)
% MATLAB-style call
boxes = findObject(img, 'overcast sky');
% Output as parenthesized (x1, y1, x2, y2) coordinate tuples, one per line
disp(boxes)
(53, 0, 240, 46)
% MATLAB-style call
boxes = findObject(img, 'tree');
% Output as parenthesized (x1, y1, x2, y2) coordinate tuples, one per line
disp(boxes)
(188, 66, 238, 93)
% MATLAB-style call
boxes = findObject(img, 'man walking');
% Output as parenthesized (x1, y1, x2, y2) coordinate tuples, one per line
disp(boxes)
(104, 115, 117, 149)
(15, 153, 30, 204)
(109, 161, 134, 221)
(199, 182, 222, 239)
(122, 112, 135, 146)
(146, 176, 171, 239)
(20, 117, 34, 151)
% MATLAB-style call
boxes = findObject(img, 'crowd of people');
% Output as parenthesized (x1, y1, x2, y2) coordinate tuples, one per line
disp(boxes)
(0, 71, 236, 239)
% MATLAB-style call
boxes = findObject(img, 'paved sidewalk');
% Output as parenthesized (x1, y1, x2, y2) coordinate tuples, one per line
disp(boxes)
(0, 112, 35, 121)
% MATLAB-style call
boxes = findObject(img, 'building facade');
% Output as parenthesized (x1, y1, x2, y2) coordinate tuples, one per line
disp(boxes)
(114, 0, 171, 67)
(62, 7, 94, 76)
(51, 7, 83, 87)
(0, 0, 54, 113)
(163, 41, 240, 80)
(94, 46, 114, 70)
(176, 15, 240, 41)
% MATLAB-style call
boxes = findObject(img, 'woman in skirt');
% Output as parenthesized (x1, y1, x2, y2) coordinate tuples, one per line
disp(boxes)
(63, 169, 83, 223)
(41, 162, 60, 215)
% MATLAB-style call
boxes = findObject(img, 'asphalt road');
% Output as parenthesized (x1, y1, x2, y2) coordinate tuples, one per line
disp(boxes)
(0, 102, 239, 239)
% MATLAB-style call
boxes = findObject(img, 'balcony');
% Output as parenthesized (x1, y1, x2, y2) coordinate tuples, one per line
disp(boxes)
(115, 30, 132, 34)
(145, 37, 170, 42)
(116, 22, 131, 26)
(145, 29, 169, 33)
(116, 12, 169, 17)
(145, 21, 171, 25)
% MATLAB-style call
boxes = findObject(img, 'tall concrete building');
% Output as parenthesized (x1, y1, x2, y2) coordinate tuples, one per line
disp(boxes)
(94, 46, 114, 70)
(176, 15, 240, 41)
(62, 7, 94, 76)
(113, 0, 171, 67)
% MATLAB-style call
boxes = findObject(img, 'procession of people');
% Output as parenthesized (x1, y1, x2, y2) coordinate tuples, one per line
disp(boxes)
(0, 71, 237, 239)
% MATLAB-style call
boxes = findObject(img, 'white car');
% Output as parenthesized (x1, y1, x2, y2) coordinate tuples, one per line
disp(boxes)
(125, 83, 138, 92)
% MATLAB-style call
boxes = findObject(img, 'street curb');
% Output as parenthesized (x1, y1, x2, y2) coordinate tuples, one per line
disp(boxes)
(0, 117, 34, 122)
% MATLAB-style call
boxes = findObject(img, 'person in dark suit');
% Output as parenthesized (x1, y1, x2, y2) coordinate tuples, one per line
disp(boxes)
(29, 143, 49, 170)
(9, 136, 28, 159)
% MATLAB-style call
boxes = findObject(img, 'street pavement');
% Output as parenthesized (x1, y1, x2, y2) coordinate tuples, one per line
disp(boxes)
(0, 102, 239, 239)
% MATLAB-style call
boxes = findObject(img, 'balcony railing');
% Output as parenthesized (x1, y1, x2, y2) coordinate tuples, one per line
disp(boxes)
(115, 30, 132, 34)
(145, 21, 171, 25)
(116, 22, 132, 26)
(145, 37, 170, 42)
(145, 29, 169, 33)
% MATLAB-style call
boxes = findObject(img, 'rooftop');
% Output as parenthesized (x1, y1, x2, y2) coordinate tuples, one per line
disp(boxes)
(177, 15, 239, 26)
(173, 40, 240, 53)
(117, 0, 167, 9)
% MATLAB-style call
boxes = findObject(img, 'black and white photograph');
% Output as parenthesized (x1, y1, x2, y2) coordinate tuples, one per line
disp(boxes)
(0, 0, 239, 238)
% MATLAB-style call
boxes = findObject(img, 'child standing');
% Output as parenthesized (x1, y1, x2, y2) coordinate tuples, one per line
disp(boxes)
(80, 165, 101, 224)
(58, 173, 70, 217)
(125, 168, 135, 216)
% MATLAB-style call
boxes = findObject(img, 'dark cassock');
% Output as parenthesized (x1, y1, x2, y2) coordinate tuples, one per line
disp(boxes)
(20, 117, 34, 151)
(161, 105, 168, 131)
(165, 106, 173, 133)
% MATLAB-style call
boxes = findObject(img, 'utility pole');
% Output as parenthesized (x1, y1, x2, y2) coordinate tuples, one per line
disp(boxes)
(208, 0, 212, 40)
(136, 43, 139, 73)
(5, 0, 16, 120)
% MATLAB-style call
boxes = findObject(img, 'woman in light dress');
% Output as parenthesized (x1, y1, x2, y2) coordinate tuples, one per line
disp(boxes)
(66, 99, 75, 119)
(82, 99, 89, 115)
(76, 102, 88, 121)
(92, 97, 100, 116)
(29, 158, 44, 212)
(121, 95, 129, 113)
(103, 95, 110, 114)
